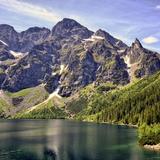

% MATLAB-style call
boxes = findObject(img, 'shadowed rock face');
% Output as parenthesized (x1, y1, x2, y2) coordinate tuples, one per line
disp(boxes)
(18, 27, 51, 52)
(0, 24, 51, 52)
(0, 24, 19, 51)
(125, 39, 160, 78)
(0, 42, 15, 61)
(52, 18, 93, 39)
(94, 29, 128, 49)
(0, 18, 160, 96)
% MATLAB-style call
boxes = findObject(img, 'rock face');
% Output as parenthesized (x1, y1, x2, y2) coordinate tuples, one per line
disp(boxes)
(52, 18, 93, 39)
(0, 41, 15, 61)
(94, 29, 127, 49)
(0, 24, 19, 51)
(0, 18, 160, 96)
(0, 41, 15, 87)
(2, 41, 60, 91)
(18, 27, 50, 52)
(0, 24, 50, 52)
(124, 39, 160, 78)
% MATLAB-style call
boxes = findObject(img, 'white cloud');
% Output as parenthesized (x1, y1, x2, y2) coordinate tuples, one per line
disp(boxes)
(156, 5, 160, 9)
(0, 0, 62, 23)
(142, 36, 159, 44)
(0, 0, 91, 30)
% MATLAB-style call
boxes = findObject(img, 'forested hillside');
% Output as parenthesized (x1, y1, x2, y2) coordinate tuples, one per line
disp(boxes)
(68, 71, 160, 125)
(66, 71, 160, 145)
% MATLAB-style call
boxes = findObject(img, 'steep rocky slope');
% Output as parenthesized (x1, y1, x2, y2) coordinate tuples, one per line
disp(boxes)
(0, 24, 50, 52)
(123, 39, 160, 80)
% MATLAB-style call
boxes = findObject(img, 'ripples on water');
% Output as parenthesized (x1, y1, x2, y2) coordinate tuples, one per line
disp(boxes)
(0, 119, 160, 160)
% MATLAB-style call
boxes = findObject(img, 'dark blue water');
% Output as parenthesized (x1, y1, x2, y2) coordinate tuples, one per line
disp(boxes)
(0, 119, 159, 160)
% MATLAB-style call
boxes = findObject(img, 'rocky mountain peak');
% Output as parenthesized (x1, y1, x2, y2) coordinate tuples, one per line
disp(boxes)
(58, 18, 82, 29)
(52, 18, 82, 35)
(0, 24, 15, 31)
(126, 39, 144, 64)
(131, 38, 143, 49)
(0, 24, 19, 51)
(51, 18, 93, 39)
(95, 29, 109, 38)
(94, 29, 127, 49)
(21, 27, 50, 35)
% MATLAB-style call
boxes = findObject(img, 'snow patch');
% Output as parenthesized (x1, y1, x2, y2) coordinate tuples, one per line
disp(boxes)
(59, 64, 68, 75)
(52, 72, 57, 76)
(92, 35, 104, 40)
(83, 38, 95, 42)
(10, 50, 26, 58)
(124, 55, 131, 67)
(117, 49, 125, 53)
(23, 63, 30, 69)
(82, 35, 104, 51)
(116, 41, 119, 45)
(124, 55, 131, 79)
(83, 35, 104, 42)
(0, 40, 8, 46)
(48, 87, 61, 99)
(60, 65, 65, 74)
(40, 83, 46, 87)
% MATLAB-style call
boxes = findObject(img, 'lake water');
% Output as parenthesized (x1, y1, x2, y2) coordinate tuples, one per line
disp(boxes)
(0, 119, 160, 160)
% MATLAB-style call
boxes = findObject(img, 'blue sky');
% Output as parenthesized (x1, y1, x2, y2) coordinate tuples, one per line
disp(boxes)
(0, 0, 160, 51)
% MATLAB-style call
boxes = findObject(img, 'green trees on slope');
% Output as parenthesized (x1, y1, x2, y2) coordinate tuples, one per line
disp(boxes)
(74, 72, 160, 126)
(138, 124, 160, 145)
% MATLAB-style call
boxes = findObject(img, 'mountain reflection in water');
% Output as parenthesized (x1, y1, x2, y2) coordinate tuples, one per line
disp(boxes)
(0, 119, 160, 160)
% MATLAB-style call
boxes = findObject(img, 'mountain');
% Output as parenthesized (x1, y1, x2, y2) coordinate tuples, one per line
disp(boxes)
(123, 38, 160, 79)
(0, 40, 15, 61)
(51, 18, 93, 39)
(94, 29, 127, 49)
(0, 24, 19, 51)
(0, 18, 129, 94)
(0, 18, 160, 119)
(0, 24, 50, 52)
(18, 27, 50, 52)
(0, 18, 160, 148)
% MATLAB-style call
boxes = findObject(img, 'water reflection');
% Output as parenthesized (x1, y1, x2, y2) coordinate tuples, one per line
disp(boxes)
(0, 120, 159, 160)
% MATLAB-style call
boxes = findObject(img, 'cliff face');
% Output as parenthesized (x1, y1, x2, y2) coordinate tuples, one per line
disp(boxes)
(124, 39, 160, 79)
(0, 18, 160, 96)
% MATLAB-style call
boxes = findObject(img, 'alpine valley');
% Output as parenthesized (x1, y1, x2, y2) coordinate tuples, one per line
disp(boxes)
(0, 18, 160, 147)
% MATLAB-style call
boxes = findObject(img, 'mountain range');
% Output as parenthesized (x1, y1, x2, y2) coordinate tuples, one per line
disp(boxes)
(0, 18, 160, 119)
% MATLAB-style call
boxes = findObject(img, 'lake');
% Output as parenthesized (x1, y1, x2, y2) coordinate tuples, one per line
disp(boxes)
(0, 119, 159, 160)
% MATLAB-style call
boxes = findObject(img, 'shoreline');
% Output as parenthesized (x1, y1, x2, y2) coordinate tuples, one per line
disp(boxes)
(143, 144, 160, 152)
(100, 121, 138, 128)
(81, 119, 138, 128)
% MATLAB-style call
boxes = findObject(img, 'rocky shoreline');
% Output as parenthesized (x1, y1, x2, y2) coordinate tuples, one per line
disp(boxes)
(144, 144, 160, 152)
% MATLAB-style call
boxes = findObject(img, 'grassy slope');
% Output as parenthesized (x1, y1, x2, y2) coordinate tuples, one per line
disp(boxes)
(15, 98, 67, 119)
(0, 85, 68, 119)
(10, 86, 68, 119)
(7, 86, 49, 100)
(0, 98, 13, 118)
(0, 86, 50, 117)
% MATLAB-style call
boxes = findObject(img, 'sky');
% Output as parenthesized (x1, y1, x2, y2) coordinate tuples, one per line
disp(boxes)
(0, 0, 160, 51)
